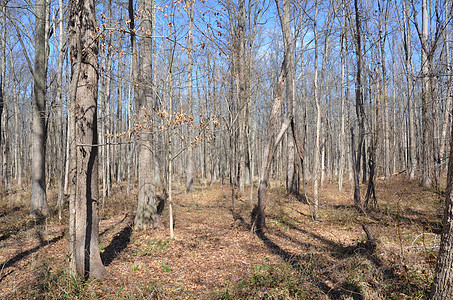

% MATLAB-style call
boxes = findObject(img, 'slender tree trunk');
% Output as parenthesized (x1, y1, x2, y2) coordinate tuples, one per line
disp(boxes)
(403, 0, 416, 179)
(69, 0, 106, 279)
(312, 0, 320, 219)
(127, 0, 137, 197)
(421, 0, 432, 187)
(57, 0, 65, 220)
(338, 0, 346, 191)
(351, 127, 362, 211)
(440, 6, 452, 171)
(354, 0, 366, 193)
(0, 1, 4, 184)
(186, 0, 195, 192)
(378, 0, 390, 179)
(282, 0, 296, 195)
(30, 0, 50, 217)
(252, 0, 290, 231)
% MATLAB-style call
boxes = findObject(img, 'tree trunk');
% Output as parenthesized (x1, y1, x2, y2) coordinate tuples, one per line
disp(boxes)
(0, 1, 4, 183)
(312, 0, 320, 219)
(338, 0, 346, 191)
(30, 0, 50, 217)
(69, 0, 106, 279)
(57, 0, 65, 220)
(186, 0, 194, 192)
(252, 5, 289, 230)
(430, 105, 453, 299)
(282, 0, 296, 195)
(351, 127, 363, 212)
(403, 0, 416, 180)
(354, 0, 366, 188)
(134, 0, 161, 230)
(421, 0, 432, 187)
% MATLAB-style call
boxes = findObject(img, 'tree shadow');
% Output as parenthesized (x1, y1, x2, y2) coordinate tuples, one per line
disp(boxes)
(0, 216, 49, 242)
(99, 213, 130, 237)
(256, 230, 363, 299)
(0, 234, 63, 283)
(101, 223, 133, 267)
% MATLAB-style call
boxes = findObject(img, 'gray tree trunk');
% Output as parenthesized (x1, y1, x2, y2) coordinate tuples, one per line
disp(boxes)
(353, 0, 365, 208)
(338, 0, 346, 191)
(69, 0, 106, 279)
(420, 0, 432, 187)
(57, 0, 65, 220)
(0, 1, 4, 184)
(312, 0, 320, 219)
(430, 106, 453, 299)
(282, 0, 296, 195)
(186, 0, 195, 192)
(30, 0, 50, 217)
(403, 0, 416, 180)
(134, 0, 161, 230)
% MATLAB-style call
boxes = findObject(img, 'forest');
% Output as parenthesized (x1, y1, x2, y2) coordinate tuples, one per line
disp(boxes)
(1, 0, 453, 298)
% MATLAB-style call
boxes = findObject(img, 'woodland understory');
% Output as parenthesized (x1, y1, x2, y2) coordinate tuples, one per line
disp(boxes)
(0, 176, 447, 299)
(1, 0, 453, 298)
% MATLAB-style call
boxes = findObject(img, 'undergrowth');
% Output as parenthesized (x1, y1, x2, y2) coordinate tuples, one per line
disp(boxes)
(213, 262, 313, 299)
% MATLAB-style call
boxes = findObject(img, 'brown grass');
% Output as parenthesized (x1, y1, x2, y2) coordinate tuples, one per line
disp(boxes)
(0, 175, 444, 299)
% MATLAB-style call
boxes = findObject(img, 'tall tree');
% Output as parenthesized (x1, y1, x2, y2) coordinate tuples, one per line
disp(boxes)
(353, 0, 365, 210)
(338, 0, 347, 191)
(402, 0, 416, 180)
(186, 0, 195, 192)
(420, 0, 432, 187)
(283, 0, 296, 195)
(134, 0, 162, 230)
(30, 0, 50, 217)
(68, 0, 107, 278)
(430, 103, 453, 299)
(312, 0, 320, 218)
(252, 0, 291, 231)
(0, 0, 4, 184)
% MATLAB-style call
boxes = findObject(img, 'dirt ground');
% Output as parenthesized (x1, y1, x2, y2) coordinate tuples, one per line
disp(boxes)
(0, 175, 444, 299)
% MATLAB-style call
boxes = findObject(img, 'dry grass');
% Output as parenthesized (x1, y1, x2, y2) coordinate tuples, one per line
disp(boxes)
(0, 175, 444, 299)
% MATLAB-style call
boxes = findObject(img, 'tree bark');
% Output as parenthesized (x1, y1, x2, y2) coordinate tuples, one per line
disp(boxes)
(186, 0, 195, 192)
(0, 1, 4, 183)
(351, 127, 363, 212)
(354, 0, 366, 188)
(30, 0, 50, 217)
(252, 31, 289, 231)
(420, 0, 432, 187)
(430, 102, 453, 299)
(69, 0, 106, 279)
(134, 0, 161, 230)
(281, 0, 296, 195)
(403, 0, 416, 180)
(312, 0, 320, 219)
(338, 0, 347, 191)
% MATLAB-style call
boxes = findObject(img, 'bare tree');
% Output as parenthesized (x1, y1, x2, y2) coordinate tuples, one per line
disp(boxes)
(338, 0, 347, 191)
(402, 0, 416, 180)
(186, 0, 195, 192)
(312, 0, 320, 218)
(353, 0, 365, 210)
(252, 0, 291, 232)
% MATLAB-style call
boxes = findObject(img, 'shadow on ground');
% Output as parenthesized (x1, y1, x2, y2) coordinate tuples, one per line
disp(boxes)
(101, 216, 134, 266)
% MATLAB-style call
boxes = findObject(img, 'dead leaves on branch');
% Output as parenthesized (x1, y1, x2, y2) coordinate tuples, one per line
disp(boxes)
(106, 106, 220, 148)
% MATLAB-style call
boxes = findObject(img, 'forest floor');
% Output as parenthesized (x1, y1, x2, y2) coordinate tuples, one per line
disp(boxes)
(0, 175, 445, 299)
